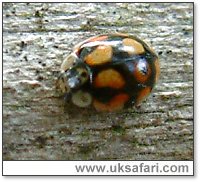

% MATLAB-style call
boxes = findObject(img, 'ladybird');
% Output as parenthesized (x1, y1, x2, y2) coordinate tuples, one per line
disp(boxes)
(58, 33, 160, 112)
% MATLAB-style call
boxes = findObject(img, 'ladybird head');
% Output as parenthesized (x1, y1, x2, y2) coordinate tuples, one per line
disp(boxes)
(65, 63, 89, 89)
(58, 53, 90, 94)
(58, 53, 93, 108)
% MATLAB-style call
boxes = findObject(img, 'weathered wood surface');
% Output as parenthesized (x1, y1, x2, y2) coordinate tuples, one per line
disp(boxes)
(3, 3, 193, 160)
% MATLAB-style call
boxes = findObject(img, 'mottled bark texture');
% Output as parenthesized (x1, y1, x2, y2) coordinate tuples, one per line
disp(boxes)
(3, 3, 193, 160)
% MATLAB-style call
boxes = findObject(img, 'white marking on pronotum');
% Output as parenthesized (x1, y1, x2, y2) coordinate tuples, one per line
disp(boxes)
(71, 90, 92, 108)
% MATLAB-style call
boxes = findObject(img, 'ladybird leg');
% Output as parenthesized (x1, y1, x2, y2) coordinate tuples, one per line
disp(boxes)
(64, 92, 72, 102)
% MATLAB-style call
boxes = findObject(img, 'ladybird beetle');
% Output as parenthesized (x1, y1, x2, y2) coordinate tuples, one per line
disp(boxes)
(58, 33, 160, 112)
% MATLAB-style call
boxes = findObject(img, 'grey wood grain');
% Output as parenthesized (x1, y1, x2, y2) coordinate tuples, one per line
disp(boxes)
(3, 2, 193, 160)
